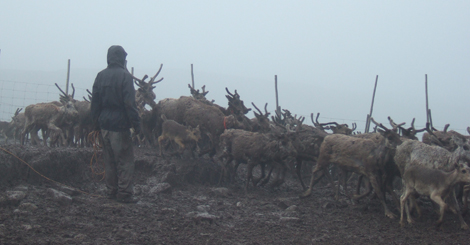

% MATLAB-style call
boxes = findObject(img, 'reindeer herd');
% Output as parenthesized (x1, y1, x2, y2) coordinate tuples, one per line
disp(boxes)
(1, 65, 470, 230)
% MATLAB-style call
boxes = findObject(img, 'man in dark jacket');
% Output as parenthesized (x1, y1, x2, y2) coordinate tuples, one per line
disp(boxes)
(91, 45, 141, 203)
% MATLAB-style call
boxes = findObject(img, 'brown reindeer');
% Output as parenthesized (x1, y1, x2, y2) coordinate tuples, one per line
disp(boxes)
(400, 164, 470, 229)
(300, 118, 402, 219)
(394, 129, 470, 230)
(158, 115, 201, 158)
(21, 100, 78, 147)
(219, 127, 297, 190)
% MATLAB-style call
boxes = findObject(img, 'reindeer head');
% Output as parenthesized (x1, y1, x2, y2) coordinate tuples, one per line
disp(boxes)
(134, 64, 164, 106)
(226, 88, 251, 115)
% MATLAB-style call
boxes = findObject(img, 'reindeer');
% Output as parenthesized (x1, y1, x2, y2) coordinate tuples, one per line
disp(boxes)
(419, 123, 470, 215)
(135, 66, 255, 158)
(21, 99, 79, 147)
(219, 127, 297, 190)
(2, 108, 26, 144)
(55, 83, 91, 147)
(250, 102, 271, 133)
(394, 130, 470, 230)
(312, 112, 357, 135)
(300, 118, 402, 219)
(400, 163, 470, 229)
(132, 65, 164, 147)
(134, 64, 164, 109)
(158, 115, 201, 158)
(189, 85, 253, 132)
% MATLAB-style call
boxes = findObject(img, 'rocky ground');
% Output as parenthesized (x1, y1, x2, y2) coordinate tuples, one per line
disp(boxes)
(0, 144, 470, 244)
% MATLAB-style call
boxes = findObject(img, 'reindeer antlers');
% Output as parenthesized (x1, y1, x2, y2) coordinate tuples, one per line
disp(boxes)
(133, 64, 164, 89)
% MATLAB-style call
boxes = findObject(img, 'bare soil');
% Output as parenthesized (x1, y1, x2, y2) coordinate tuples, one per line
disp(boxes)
(0, 144, 469, 244)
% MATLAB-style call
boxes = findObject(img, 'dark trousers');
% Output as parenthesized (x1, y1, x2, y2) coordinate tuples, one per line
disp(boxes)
(100, 129, 135, 198)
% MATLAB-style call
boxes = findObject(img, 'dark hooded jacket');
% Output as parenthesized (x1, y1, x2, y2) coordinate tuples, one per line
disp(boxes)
(91, 45, 141, 132)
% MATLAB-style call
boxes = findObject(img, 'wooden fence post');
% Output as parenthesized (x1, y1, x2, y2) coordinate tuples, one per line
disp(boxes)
(65, 59, 70, 95)
(191, 64, 195, 88)
(275, 75, 280, 113)
(365, 75, 378, 133)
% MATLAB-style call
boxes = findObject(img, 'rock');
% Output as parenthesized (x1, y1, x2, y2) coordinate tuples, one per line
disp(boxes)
(6, 191, 26, 205)
(279, 217, 300, 223)
(0, 196, 8, 207)
(194, 212, 218, 223)
(236, 202, 243, 207)
(0, 224, 5, 237)
(22, 224, 32, 231)
(161, 172, 180, 187)
(282, 205, 299, 217)
(57, 185, 80, 196)
(275, 201, 289, 210)
(149, 182, 172, 195)
(146, 176, 159, 186)
(47, 188, 72, 206)
(322, 202, 334, 209)
(13, 185, 29, 192)
(74, 234, 88, 240)
(134, 185, 143, 196)
(275, 197, 296, 208)
(197, 205, 210, 213)
(211, 187, 231, 197)
(19, 203, 38, 212)
(161, 208, 177, 214)
(285, 205, 298, 212)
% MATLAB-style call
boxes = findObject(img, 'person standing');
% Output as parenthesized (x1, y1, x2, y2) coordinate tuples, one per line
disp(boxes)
(91, 45, 141, 203)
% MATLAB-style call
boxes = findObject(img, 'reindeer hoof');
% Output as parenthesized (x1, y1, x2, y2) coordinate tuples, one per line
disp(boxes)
(399, 221, 405, 228)
(461, 223, 469, 230)
(299, 189, 312, 199)
(385, 212, 396, 219)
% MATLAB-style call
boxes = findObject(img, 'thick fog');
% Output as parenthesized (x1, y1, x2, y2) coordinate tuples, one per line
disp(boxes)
(1, 1, 469, 135)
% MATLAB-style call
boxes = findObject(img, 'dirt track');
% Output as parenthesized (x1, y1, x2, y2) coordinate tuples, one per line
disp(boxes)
(0, 145, 469, 244)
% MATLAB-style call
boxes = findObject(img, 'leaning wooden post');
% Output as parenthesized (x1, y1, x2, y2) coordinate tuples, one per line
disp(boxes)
(365, 75, 378, 133)
(365, 114, 370, 133)
(428, 109, 433, 129)
(65, 59, 71, 95)
(425, 74, 431, 126)
(191, 64, 195, 88)
(274, 75, 280, 113)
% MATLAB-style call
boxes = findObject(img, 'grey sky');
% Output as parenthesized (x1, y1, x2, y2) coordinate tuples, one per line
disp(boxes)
(1, 1, 469, 134)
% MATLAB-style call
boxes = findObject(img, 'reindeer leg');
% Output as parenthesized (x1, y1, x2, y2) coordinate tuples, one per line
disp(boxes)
(260, 165, 274, 187)
(252, 162, 266, 186)
(245, 161, 255, 191)
(295, 157, 307, 190)
(370, 174, 395, 219)
(462, 184, 470, 215)
(300, 166, 325, 198)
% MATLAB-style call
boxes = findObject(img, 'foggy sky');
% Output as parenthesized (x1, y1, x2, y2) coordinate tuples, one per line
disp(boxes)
(1, 1, 469, 135)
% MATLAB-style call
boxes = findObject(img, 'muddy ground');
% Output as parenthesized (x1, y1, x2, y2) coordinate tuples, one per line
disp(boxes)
(0, 144, 469, 244)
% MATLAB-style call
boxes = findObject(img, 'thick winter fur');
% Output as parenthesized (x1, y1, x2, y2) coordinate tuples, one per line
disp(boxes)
(21, 101, 79, 147)
(158, 115, 201, 157)
(219, 129, 297, 190)
(394, 137, 470, 229)
(400, 165, 470, 228)
(300, 131, 402, 219)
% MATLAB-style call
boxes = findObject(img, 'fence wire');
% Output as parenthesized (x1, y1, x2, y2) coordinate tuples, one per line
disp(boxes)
(0, 80, 88, 122)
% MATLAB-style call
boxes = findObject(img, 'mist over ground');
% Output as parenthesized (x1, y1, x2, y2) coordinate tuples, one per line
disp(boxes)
(1, 1, 469, 135)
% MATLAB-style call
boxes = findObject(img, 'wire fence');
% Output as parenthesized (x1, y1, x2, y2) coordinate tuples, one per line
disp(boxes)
(1, 79, 466, 136)
(0, 80, 88, 122)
